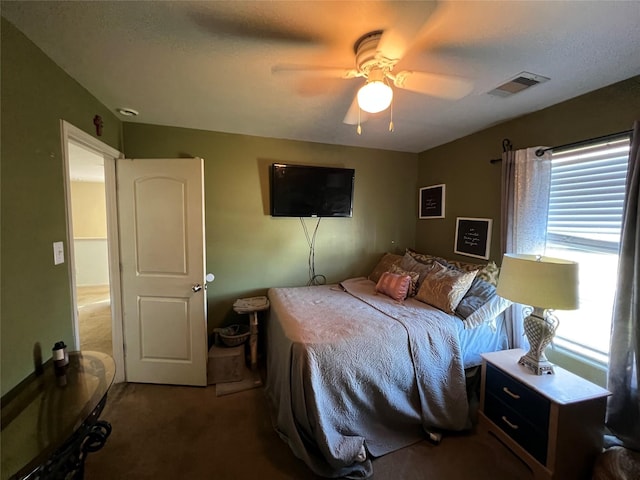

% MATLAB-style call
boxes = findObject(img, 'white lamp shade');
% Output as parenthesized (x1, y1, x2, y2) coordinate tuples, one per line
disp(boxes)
(357, 81, 393, 113)
(496, 253, 579, 310)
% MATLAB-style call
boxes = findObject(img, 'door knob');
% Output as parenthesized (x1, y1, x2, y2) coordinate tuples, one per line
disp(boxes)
(192, 284, 203, 293)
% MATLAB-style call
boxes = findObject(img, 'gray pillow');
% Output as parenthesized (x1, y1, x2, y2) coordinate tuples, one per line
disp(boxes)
(456, 277, 497, 319)
(439, 261, 511, 330)
(455, 276, 511, 329)
(399, 253, 437, 287)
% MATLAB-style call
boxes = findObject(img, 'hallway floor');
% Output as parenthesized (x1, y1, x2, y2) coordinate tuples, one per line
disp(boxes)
(77, 285, 112, 357)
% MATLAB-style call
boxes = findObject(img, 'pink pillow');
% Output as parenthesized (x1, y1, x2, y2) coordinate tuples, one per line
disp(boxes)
(375, 271, 411, 301)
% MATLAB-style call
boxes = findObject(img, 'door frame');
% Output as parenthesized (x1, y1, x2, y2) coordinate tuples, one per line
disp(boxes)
(60, 120, 125, 383)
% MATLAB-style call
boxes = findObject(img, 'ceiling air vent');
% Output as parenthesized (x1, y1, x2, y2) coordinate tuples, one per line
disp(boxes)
(488, 72, 550, 97)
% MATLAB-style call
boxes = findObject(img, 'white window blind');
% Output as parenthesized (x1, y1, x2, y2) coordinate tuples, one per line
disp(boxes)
(548, 138, 630, 254)
(545, 134, 630, 361)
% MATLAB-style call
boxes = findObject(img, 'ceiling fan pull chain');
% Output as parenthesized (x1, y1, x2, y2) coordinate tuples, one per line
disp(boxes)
(357, 108, 362, 135)
(389, 101, 394, 132)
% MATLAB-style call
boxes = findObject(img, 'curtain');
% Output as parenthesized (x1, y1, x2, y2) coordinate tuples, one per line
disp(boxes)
(500, 147, 552, 348)
(607, 120, 640, 450)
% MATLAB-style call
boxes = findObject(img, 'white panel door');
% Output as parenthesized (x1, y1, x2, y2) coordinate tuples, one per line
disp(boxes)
(117, 158, 207, 386)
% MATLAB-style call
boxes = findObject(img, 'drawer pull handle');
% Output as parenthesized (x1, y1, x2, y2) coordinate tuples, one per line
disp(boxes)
(501, 416, 519, 430)
(502, 387, 521, 399)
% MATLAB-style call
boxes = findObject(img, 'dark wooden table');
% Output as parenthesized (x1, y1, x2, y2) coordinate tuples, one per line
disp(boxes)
(1, 351, 115, 480)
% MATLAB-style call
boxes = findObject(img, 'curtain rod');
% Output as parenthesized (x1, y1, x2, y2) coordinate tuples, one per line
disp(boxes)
(535, 129, 632, 157)
(489, 138, 512, 164)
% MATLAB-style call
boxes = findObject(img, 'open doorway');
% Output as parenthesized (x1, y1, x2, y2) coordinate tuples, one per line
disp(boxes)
(61, 120, 125, 383)
(67, 143, 113, 356)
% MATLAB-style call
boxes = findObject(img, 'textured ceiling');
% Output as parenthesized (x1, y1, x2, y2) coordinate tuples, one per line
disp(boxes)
(3, 1, 640, 153)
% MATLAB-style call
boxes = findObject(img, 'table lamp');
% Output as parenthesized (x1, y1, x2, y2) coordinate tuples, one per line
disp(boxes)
(496, 253, 579, 375)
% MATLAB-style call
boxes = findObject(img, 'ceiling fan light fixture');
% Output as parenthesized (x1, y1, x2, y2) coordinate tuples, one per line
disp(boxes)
(357, 81, 393, 114)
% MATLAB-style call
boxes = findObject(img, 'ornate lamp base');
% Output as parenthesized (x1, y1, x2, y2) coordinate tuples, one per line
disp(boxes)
(519, 353, 555, 375)
(520, 306, 559, 375)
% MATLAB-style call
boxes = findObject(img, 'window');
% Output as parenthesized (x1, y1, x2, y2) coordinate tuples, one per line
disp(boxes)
(545, 135, 631, 363)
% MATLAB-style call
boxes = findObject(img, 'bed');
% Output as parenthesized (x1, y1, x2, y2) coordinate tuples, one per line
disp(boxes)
(264, 251, 510, 479)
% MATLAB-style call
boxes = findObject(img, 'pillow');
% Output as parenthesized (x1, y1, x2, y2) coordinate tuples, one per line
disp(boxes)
(477, 261, 500, 287)
(399, 253, 438, 288)
(455, 277, 497, 319)
(368, 252, 403, 283)
(375, 272, 411, 301)
(406, 249, 500, 287)
(455, 276, 511, 330)
(415, 262, 478, 314)
(388, 264, 420, 297)
(441, 258, 483, 273)
(407, 248, 491, 276)
(463, 294, 512, 330)
(405, 248, 440, 265)
(435, 255, 501, 287)
(436, 261, 509, 328)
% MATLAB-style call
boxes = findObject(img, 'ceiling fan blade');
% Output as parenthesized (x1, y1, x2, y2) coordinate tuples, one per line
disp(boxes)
(188, 8, 321, 44)
(272, 64, 359, 79)
(393, 71, 473, 99)
(376, 1, 438, 62)
(343, 95, 369, 125)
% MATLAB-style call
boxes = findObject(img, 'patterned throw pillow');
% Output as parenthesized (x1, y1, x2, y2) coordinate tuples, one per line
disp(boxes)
(415, 262, 478, 314)
(388, 264, 420, 297)
(477, 261, 500, 286)
(368, 252, 403, 284)
(406, 248, 501, 287)
(435, 249, 501, 285)
(406, 248, 439, 265)
(444, 259, 500, 287)
(407, 248, 484, 272)
(375, 271, 412, 301)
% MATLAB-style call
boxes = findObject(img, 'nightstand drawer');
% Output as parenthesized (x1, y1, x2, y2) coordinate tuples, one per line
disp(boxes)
(485, 392, 548, 464)
(481, 349, 611, 480)
(486, 363, 550, 427)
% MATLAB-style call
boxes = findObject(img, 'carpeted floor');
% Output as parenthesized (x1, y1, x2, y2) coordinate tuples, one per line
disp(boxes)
(76, 285, 533, 479)
(84, 382, 533, 480)
(77, 285, 112, 357)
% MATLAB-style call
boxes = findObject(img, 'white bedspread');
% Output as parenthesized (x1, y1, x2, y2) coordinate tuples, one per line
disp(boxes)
(265, 277, 470, 479)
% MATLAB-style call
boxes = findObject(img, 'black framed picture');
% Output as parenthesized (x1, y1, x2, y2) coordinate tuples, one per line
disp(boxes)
(454, 217, 492, 260)
(419, 184, 445, 219)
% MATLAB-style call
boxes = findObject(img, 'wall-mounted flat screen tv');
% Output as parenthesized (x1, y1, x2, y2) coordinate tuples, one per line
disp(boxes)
(270, 163, 355, 217)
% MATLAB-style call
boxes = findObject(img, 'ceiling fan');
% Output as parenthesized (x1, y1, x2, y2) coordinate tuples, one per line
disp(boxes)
(273, 27, 474, 133)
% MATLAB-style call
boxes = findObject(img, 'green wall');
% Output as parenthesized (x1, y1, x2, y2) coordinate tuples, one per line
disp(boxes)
(3, 9, 638, 396)
(415, 75, 640, 263)
(415, 76, 640, 385)
(122, 123, 418, 331)
(1, 18, 122, 396)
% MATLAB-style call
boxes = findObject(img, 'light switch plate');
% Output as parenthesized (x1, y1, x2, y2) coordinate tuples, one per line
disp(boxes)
(53, 241, 64, 265)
